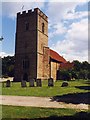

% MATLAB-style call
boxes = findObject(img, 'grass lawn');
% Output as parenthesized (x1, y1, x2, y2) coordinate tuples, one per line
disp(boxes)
(1, 105, 90, 119)
(1, 79, 89, 97)
(1, 80, 90, 119)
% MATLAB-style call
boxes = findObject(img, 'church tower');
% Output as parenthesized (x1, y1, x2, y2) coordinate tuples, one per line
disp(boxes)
(14, 8, 49, 82)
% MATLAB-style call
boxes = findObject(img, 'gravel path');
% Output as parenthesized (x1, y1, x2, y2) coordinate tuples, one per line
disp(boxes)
(0, 95, 89, 110)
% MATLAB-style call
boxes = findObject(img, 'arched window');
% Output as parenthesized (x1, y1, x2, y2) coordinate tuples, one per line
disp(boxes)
(42, 23, 44, 33)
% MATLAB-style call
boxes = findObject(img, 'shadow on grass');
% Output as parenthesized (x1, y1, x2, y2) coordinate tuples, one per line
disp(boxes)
(75, 86, 90, 90)
(50, 92, 90, 104)
(84, 81, 90, 84)
(2, 112, 90, 120)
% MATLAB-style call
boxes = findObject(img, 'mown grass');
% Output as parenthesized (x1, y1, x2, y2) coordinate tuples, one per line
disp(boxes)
(1, 80, 90, 119)
(1, 79, 89, 97)
(1, 105, 90, 119)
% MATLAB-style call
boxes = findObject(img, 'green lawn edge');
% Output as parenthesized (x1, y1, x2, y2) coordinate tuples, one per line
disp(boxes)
(1, 80, 89, 97)
(1, 105, 90, 119)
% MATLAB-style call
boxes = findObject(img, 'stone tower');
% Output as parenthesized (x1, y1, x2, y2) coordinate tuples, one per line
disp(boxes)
(14, 8, 50, 82)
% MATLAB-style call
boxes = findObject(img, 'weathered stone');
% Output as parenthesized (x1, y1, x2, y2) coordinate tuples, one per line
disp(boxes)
(14, 8, 71, 82)
(29, 79, 35, 87)
(61, 81, 68, 87)
(48, 78, 54, 87)
(14, 8, 49, 82)
(6, 80, 11, 87)
(21, 80, 27, 87)
(36, 79, 42, 87)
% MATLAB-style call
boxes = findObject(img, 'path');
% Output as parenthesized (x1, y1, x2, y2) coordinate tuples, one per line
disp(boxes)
(0, 95, 89, 110)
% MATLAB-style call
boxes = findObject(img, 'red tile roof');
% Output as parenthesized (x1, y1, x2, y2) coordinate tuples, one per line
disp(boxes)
(50, 49, 67, 63)
(60, 62, 74, 70)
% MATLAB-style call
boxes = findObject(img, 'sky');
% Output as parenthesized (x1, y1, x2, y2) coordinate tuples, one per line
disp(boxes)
(0, 0, 89, 62)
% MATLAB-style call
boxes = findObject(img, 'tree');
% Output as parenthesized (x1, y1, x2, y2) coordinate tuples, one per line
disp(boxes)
(81, 61, 89, 70)
(59, 70, 71, 81)
(78, 70, 88, 79)
(2, 56, 15, 77)
(73, 60, 81, 72)
(87, 72, 90, 79)
(70, 70, 78, 79)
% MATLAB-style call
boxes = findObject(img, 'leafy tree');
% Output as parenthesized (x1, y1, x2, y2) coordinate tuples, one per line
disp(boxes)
(70, 70, 78, 79)
(87, 72, 90, 79)
(2, 56, 15, 77)
(81, 61, 89, 70)
(59, 70, 71, 81)
(78, 70, 88, 79)
(73, 60, 81, 72)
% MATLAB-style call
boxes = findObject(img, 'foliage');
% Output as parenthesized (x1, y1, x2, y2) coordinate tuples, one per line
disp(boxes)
(72, 60, 90, 80)
(1, 56, 90, 79)
(58, 70, 71, 81)
(57, 60, 90, 80)
(2, 56, 15, 77)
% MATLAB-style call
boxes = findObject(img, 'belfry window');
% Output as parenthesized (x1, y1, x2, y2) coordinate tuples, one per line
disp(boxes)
(42, 23, 44, 33)
(25, 22, 29, 31)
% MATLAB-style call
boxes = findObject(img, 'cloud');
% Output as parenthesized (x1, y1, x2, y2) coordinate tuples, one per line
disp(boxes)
(2, 0, 88, 2)
(0, 52, 14, 58)
(47, 2, 88, 62)
(2, 1, 88, 62)
(47, 2, 88, 41)
(49, 22, 67, 38)
(51, 18, 88, 62)
(46, 2, 82, 23)
(2, 1, 45, 19)
(64, 11, 88, 20)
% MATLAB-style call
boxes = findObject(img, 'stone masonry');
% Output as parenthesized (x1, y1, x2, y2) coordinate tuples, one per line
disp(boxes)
(14, 8, 72, 82)
(14, 8, 49, 81)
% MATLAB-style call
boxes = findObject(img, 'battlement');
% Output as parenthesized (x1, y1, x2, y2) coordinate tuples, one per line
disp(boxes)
(17, 8, 48, 21)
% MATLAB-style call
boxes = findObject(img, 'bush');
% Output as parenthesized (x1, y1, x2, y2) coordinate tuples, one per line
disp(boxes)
(58, 70, 71, 81)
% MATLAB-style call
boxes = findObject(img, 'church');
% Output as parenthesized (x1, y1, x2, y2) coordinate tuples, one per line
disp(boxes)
(14, 8, 73, 82)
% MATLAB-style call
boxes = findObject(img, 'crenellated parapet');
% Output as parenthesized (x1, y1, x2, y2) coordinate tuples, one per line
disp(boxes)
(17, 8, 48, 22)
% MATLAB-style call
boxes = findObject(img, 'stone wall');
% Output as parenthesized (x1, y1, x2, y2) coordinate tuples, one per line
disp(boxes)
(14, 8, 49, 81)
(43, 47, 50, 79)
(14, 9, 38, 81)
(37, 8, 48, 79)
(51, 61, 60, 80)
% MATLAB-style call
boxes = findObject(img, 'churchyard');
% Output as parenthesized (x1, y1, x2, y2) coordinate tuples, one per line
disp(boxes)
(1, 105, 90, 119)
(1, 79, 89, 97)
(0, 79, 90, 119)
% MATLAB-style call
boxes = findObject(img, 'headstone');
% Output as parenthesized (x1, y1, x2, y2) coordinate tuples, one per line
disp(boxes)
(36, 79, 42, 87)
(61, 81, 68, 87)
(21, 80, 27, 87)
(6, 80, 10, 87)
(29, 79, 35, 87)
(48, 78, 54, 87)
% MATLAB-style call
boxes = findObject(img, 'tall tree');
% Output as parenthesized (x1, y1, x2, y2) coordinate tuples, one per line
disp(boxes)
(2, 56, 15, 77)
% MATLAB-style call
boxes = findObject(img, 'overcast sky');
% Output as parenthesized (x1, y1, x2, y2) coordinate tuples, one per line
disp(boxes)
(0, 0, 89, 62)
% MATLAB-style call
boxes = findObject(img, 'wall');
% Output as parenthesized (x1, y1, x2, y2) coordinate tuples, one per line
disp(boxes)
(51, 61, 60, 80)
(37, 8, 48, 79)
(14, 9, 38, 81)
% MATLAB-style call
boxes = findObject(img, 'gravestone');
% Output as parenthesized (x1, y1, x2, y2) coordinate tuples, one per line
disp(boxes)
(6, 80, 11, 87)
(29, 79, 35, 87)
(36, 79, 42, 87)
(48, 78, 54, 87)
(21, 80, 27, 87)
(61, 81, 68, 87)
